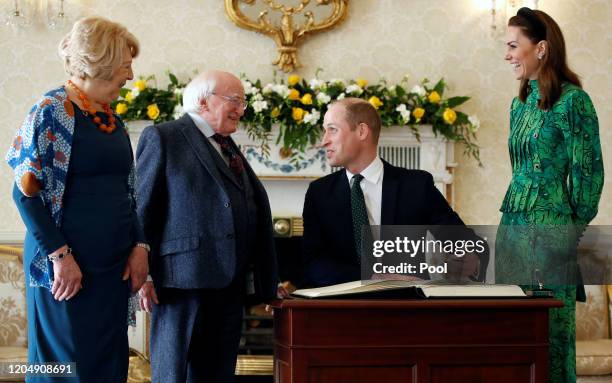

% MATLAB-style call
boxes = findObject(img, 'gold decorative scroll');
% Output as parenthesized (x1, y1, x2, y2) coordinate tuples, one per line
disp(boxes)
(225, 0, 349, 72)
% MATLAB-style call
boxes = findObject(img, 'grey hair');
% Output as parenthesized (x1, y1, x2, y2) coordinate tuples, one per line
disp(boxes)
(182, 75, 217, 114)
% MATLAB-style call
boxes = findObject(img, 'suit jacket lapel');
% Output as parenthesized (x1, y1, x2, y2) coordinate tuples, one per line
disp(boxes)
(178, 115, 226, 191)
(381, 160, 398, 225)
(332, 169, 354, 243)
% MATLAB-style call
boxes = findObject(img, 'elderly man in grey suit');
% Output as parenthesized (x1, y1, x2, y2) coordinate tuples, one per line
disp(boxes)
(135, 70, 278, 383)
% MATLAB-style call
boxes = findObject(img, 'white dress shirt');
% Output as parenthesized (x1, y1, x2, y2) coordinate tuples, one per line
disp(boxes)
(345, 156, 384, 226)
(187, 112, 229, 166)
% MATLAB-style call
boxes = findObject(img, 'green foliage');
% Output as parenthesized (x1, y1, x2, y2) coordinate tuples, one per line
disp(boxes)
(113, 72, 482, 164)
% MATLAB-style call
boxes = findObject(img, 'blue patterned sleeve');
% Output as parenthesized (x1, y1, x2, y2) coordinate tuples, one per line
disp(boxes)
(129, 165, 146, 244)
(5, 100, 51, 197)
(7, 99, 67, 255)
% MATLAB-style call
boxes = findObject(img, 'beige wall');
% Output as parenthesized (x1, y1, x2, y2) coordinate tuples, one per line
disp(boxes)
(0, 0, 610, 231)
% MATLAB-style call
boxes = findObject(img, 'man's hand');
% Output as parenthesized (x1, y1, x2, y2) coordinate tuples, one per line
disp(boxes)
(51, 245, 83, 301)
(265, 281, 296, 313)
(122, 246, 149, 293)
(276, 281, 296, 299)
(138, 281, 159, 313)
(445, 253, 480, 282)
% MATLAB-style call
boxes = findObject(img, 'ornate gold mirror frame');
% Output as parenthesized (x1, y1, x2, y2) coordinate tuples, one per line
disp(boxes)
(224, 0, 349, 72)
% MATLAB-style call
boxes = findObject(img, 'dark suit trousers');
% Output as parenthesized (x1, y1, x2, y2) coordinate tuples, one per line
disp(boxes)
(151, 277, 245, 383)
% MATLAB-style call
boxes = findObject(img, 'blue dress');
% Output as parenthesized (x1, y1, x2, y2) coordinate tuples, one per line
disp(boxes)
(14, 103, 137, 382)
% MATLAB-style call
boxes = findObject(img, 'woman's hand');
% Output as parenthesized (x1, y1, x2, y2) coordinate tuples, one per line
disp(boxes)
(138, 281, 159, 313)
(50, 245, 83, 301)
(122, 246, 149, 293)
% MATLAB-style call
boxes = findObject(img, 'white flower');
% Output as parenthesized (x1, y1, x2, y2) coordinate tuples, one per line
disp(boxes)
(131, 87, 140, 98)
(262, 83, 274, 94)
(252, 100, 268, 113)
(345, 84, 363, 95)
(411, 85, 426, 97)
(252, 92, 263, 101)
(316, 92, 331, 105)
(173, 104, 184, 120)
(303, 109, 321, 125)
(395, 104, 411, 124)
(337, 92, 346, 100)
(309, 78, 325, 90)
(271, 84, 290, 98)
(242, 80, 258, 95)
(468, 115, 480, 132)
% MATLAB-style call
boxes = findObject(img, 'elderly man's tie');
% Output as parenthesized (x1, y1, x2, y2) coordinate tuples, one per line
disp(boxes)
(212, 134, 245, 179)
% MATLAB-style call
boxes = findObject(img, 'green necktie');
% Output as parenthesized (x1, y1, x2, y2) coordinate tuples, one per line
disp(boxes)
(351, 174, 370, 262)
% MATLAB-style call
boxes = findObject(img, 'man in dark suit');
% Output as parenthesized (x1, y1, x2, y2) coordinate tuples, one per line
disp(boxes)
(300, 97, 486, 288)
(135, 70, 278, 383)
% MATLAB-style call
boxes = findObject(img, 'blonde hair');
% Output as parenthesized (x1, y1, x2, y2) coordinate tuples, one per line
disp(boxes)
(331, 98, 382, 142)
(58, 16, 139, 81)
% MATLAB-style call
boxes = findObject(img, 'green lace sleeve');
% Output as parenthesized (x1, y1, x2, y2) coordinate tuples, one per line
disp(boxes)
(566, 90, 604, 226)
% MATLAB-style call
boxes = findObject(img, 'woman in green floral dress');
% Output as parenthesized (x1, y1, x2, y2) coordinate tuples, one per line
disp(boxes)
(496, 8, 604, 383)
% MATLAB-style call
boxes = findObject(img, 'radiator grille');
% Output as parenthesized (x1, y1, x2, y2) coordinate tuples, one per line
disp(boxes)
(378, 145, 420, 169)
(332, 145, 421, 172)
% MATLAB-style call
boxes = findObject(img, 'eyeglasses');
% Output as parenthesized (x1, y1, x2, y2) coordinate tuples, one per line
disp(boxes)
(211, 92, 247, 110)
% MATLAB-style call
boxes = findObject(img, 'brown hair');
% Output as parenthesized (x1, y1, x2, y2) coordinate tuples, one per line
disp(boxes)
(508, 8, 581, 110)
(332, 98, 382, 142)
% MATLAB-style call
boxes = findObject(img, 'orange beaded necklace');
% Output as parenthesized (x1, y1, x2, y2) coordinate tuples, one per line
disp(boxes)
(67, 80, 116, 134)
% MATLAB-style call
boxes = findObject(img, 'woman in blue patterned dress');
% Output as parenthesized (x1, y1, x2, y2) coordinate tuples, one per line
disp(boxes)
(6, 17, 148, 382)
(496, 8, 603, 383)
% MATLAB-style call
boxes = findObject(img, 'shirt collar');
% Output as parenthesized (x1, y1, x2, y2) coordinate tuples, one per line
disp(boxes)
(345, 156, 383, 184)
(187, 112, 215, 138)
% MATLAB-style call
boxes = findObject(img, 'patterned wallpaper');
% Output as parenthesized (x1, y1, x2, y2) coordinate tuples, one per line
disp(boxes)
(0, 0, 610, 232)
(0, 252, 26, 347)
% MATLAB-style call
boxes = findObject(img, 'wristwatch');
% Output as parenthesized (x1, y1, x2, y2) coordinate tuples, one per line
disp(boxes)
(135, 242, 151, 252)
(48, 247, 72, 262)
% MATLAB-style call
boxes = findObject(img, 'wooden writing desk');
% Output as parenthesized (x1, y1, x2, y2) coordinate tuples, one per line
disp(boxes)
(272, 298, 562, 383)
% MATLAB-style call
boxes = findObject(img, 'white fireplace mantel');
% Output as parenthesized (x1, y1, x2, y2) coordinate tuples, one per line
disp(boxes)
(128, 122, 454, 184)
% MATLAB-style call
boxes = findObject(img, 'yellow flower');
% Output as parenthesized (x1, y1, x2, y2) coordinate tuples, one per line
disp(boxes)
(368, 96, 383, 109)
(292, 107, 305, 122)
(356, 78, 368, 88)
(301, 93, 313, 105)
(413, 107, 425, 121)
(288, 75, 300, 86)
(443, 108, 457, 124)
(134, 79, 147, 92)
(147, 104, 160, 120)
(288, 88, 300, 101)
(271, 107, 280, 118)
(124, 91, 134, 103)
(115, 102, 128, 115)
(428, 91, 441, 104)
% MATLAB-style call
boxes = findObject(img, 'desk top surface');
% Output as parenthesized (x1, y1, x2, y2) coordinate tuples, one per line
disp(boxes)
(271, 298, 563, 310)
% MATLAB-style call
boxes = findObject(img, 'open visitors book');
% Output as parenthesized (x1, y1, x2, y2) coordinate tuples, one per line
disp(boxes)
(291, 279, 526, 299)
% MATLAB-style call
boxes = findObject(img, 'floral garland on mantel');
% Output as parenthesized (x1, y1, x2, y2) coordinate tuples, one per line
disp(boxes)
(111, 71, 482, 165)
